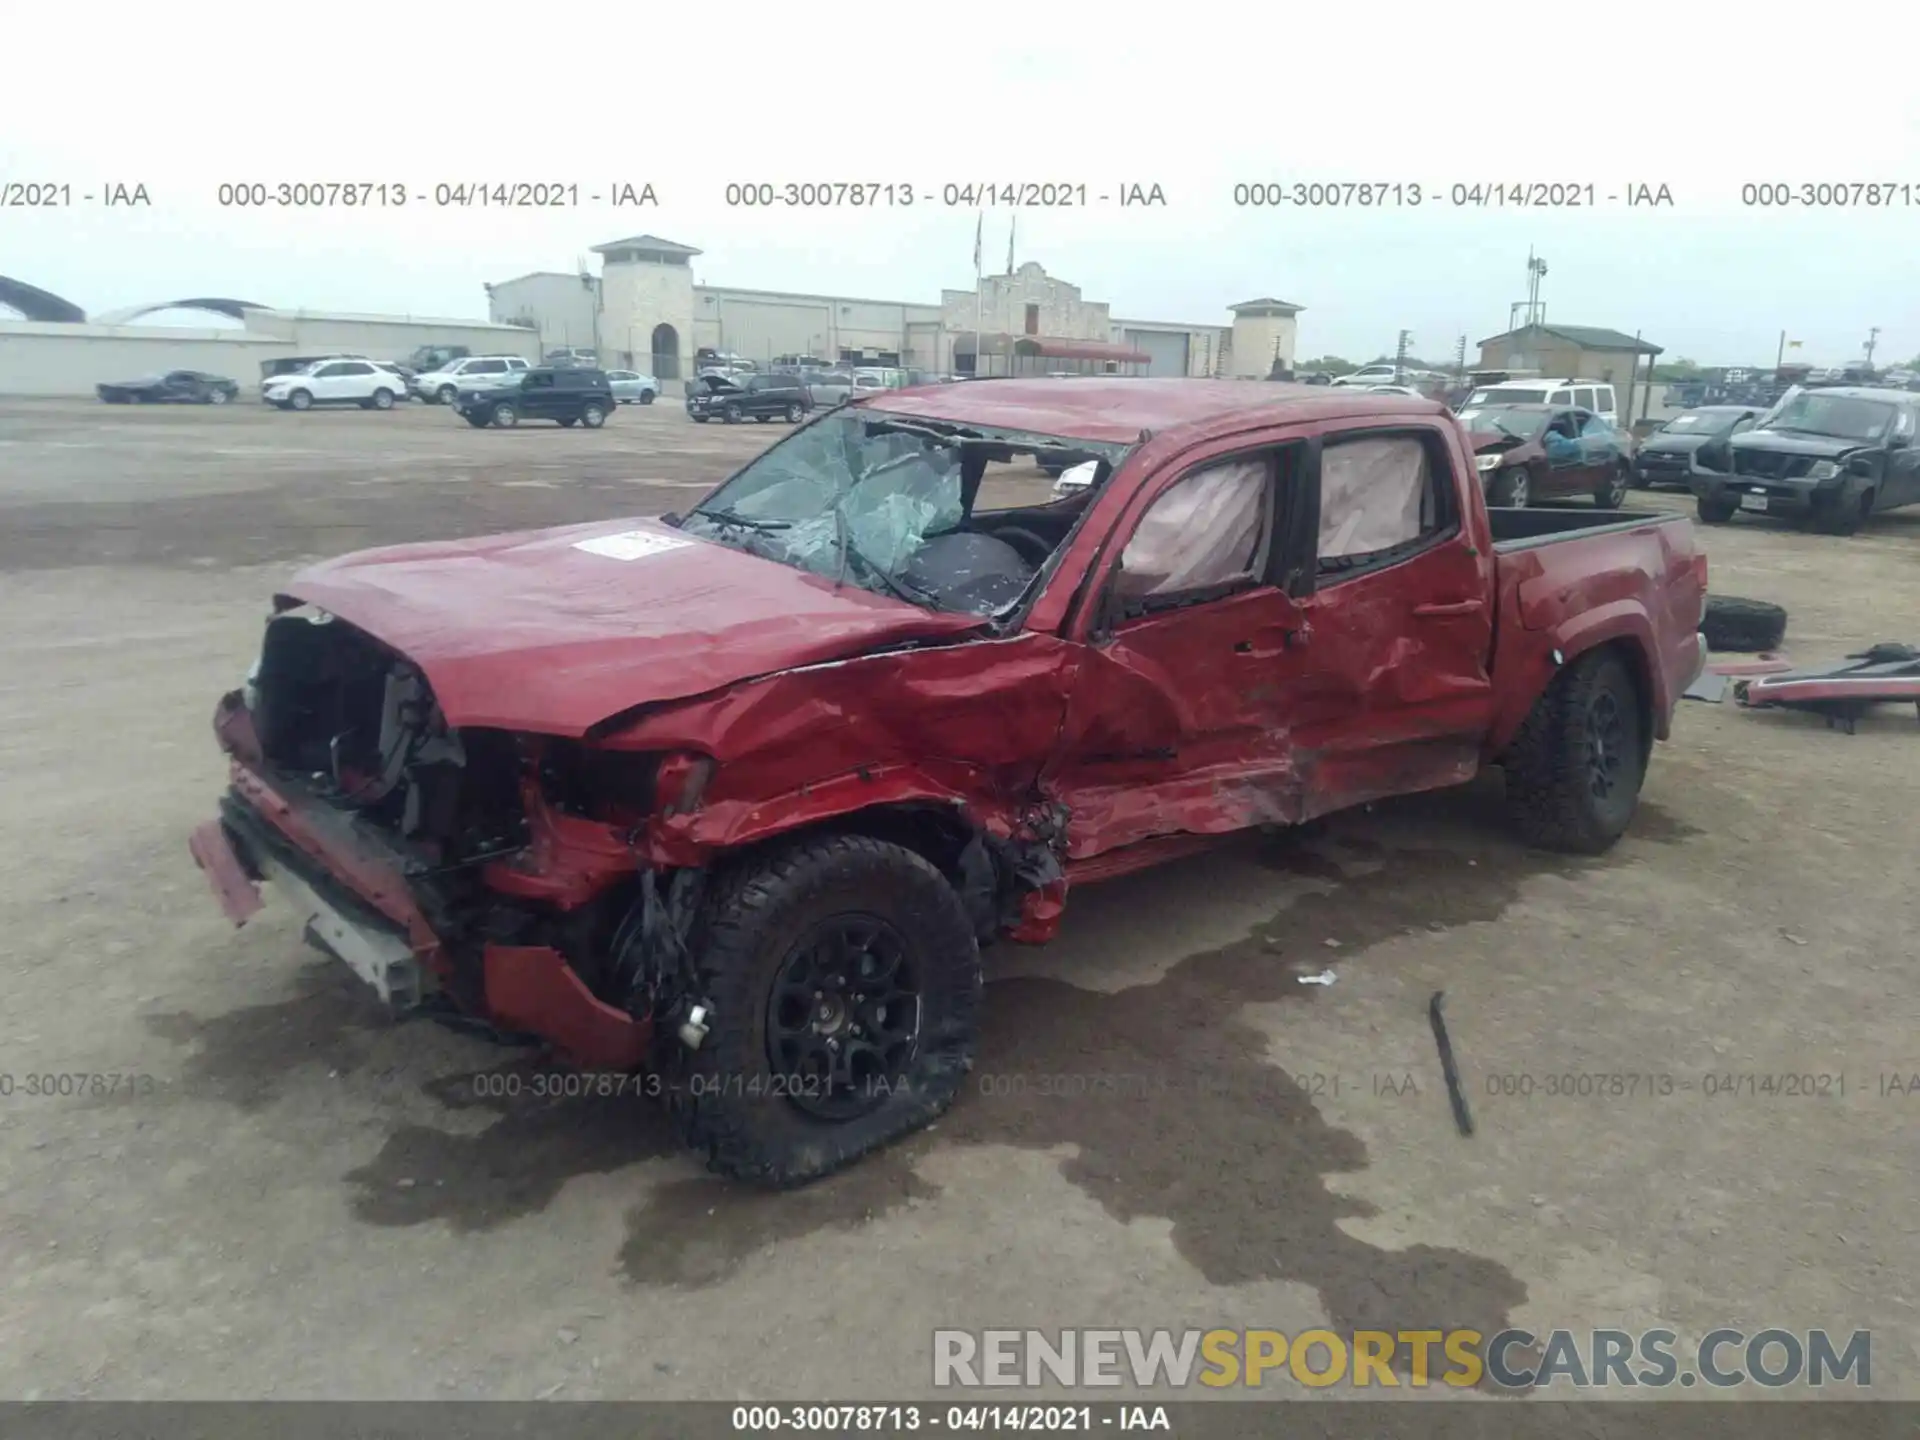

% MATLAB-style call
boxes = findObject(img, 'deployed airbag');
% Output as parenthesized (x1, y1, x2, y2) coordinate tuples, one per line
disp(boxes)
(904, 532, 1035, 613)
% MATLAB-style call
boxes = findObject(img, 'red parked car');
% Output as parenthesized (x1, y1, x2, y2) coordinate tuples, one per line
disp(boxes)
(190, 380, 1707, 1187)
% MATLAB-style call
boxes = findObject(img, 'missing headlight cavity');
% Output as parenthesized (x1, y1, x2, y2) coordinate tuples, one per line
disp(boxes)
(249, 611, 524, 866)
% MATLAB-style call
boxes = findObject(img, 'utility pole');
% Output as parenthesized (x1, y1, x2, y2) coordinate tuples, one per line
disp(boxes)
(1865, 326, 1881, 371)
(1395, 329, 1413, 381)
(1453, 334, 1467, 381)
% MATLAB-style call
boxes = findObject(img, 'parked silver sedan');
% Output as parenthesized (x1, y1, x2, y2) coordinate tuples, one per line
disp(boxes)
(806, 371, 854, 407)
(606, 370, 659, 405)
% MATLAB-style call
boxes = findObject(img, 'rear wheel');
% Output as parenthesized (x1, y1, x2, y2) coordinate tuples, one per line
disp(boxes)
(1488, 466, 1530, 508)
(206, 388, 230, 406)
(640, 390, 656, 405)
(669, 835, 982, 1188)
(581, 403, 606, 429)
(1593, 461, 1629, 508)
(1502, 648, 1646, 855)
(784, 403, 802, 423)
(1696, 493, 1737, 524)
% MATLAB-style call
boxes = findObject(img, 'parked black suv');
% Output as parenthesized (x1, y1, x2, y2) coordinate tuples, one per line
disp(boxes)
(1692, 385, 1920, 535)
(686, 372, 813, 424)
(457, 367, 614, 429)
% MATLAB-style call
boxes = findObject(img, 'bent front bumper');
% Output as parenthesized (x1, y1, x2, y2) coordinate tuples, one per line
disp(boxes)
(188, 738, 652, 1069)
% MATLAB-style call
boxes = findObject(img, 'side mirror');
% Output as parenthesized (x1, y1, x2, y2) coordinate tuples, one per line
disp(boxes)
(1886, 434, 1910, 451)
(1848, 457, 1876, 477)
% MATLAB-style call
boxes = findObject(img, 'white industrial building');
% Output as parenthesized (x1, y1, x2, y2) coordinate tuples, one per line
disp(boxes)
(486, 235, 1302, 382)
(0, 282, 542, 396)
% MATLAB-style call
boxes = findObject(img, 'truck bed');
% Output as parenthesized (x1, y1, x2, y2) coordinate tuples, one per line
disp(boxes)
(1484, 505, 1706, 752)
(1487, 506, 1674, 550)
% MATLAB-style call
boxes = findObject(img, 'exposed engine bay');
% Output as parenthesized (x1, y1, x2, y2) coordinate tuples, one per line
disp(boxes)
(237, 607, 687, 1028)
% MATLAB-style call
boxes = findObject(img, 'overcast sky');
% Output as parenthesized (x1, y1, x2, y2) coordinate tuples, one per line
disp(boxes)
(4, 4, 1917, 368)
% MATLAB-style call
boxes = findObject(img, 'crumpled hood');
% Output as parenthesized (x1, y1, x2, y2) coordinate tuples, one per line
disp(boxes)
(1467, 429, 1530, 454)
(1730, 429, 1865, 460)
(279, 518, 981, 736)
(1643, 430, 1716, 454)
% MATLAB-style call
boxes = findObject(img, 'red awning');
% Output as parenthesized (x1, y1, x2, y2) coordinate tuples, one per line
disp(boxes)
(1013, 337, 1151, 363)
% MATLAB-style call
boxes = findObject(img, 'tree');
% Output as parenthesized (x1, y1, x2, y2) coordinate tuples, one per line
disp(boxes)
(1298, 355, 1355, 374)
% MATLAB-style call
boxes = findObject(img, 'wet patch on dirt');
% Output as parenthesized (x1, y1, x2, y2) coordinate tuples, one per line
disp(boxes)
(616, 829, 1551, 1378)
(144, 963, 383, 1111)
(338, 1057, 680, 1231)
(149, 780, 1693, 1368)
(619, 1166, 942, 1289)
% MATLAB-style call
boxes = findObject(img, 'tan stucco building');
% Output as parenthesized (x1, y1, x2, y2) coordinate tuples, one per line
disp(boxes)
(488, 236, 1282, 383)
(1476, 323, 1664, 402)
(1224, 298, 1304, 378)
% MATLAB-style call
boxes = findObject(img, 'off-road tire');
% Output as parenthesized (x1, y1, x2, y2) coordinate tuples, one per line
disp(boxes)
(1811, 489, 1870, 537)
(670, 834, 982, 1189)
(1502, 648, 1646, 855)
(1696, 493, 1737, 524)
(1488, 466, 1530, 508)
(1701, 595, 1787, 653)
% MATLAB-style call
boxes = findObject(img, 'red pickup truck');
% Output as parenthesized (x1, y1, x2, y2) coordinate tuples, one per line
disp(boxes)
(190, 380, 1706, 1186)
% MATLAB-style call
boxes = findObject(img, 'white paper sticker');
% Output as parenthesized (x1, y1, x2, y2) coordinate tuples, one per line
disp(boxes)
(571, 530, 696, 561)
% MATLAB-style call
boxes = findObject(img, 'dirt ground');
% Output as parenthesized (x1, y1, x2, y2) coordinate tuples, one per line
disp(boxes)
(1, 397, 1916, 1402)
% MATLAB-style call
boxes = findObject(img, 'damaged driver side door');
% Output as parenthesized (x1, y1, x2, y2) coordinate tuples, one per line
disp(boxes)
(1042, 437, 1320, 861)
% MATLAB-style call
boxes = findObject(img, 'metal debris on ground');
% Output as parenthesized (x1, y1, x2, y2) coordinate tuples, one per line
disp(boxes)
(1297, 969, 1337, 987)
(1428, 990, 1475, 1138)
(1682, 670, 1731, 704)
(1735, 642, 1920, 735)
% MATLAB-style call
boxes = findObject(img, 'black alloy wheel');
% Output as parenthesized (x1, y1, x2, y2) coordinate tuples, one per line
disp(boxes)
(767, 916, 922, 1121)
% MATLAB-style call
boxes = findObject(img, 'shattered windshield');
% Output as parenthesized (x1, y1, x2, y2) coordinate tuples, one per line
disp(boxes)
(1758, 391, 1897, 442)
(679, 411, 1131, 615)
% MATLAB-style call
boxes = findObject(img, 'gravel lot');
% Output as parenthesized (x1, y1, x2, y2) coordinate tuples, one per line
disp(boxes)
(1, 397, 1916, 1402)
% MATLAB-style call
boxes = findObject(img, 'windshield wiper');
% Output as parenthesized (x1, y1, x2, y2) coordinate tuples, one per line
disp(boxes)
(693, 506, 792, 531)
(830, 501, 936, 607)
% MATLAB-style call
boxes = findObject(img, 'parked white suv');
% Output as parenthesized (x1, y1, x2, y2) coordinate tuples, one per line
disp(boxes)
(415, 355, 531, 404)
(263, 358, 407, 412)
(1459, 377, 1621, 426)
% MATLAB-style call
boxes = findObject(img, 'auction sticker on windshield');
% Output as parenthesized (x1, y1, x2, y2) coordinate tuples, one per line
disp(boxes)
(572, 530, 697, 561)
